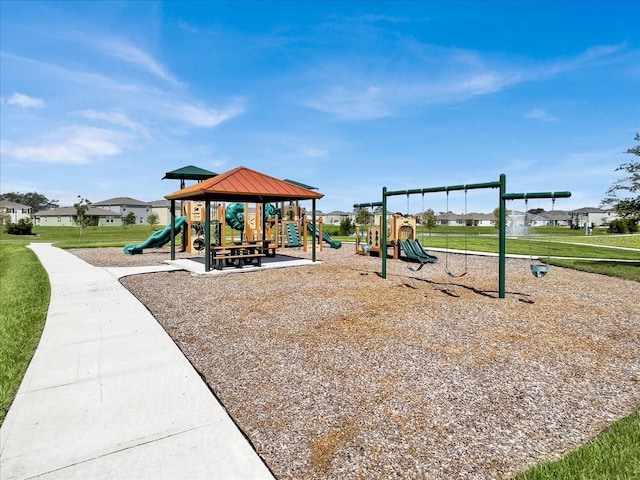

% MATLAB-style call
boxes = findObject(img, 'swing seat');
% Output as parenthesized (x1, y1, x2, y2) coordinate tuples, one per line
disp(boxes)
(407, 262, 427, 272)
(445, 269, 467, 279)
(530, 264, 548, 278)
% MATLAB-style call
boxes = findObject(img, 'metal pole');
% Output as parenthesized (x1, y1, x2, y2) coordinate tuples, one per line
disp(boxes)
(353, 202, 384, 208)
(381, 187, 388, 279)
(204, 200, 211, 272)
(502, 192, 571, 200)
(170, 199, 176, 260)
(385, 180, 501, 198)
(499, 174, 506, 299)
(312, 199, 317, 262)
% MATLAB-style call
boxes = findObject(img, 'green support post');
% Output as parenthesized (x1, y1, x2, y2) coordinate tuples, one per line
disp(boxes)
(170, 199, 176, 260)
(312, 199, 317, 262)
(204, 200, 211, 272)
(362, 175, 568, 299)
(382, 187, 388, 279)
(499, 173, 507, 298)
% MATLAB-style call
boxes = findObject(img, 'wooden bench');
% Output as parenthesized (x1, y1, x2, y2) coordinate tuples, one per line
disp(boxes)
(260, 246, 278, 258)
(210, 245, 266, 270)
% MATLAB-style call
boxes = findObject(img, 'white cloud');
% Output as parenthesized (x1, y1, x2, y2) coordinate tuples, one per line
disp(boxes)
(302, 85, 390, 120)
(298, 145, 327, 158)
(93, 37, 180, 85)
(73, 109, 150, 137)
(178, 19, 198, 33)
(300, 42, 627, 120)
(452, 71, 514, 96)
(525, 108, 557, 122)
(1, 51, 141, 93)
(169, 100, 246, 127)
(261, 134, 329, 160)
(357, 14, 409, 24)
(7, 92, 44, 108)
(1, 126, 130, 165)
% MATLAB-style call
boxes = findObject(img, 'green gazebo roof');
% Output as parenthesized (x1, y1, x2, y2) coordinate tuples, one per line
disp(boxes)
(283, 179, 318, 190)
(163, 165, 218, 181)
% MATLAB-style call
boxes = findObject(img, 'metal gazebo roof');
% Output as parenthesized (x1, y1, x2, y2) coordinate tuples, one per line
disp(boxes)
(283, 179, 318, 190)
(165, 166, 324, 203)
(162, 165, 218, 189)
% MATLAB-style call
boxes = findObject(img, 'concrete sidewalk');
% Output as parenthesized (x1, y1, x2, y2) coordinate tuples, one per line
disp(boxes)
(0, 244, 274, 480)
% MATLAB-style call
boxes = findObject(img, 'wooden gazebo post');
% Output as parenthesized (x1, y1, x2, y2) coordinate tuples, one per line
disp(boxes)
(312, 199, 317, 262)
(205, 200, 211, 272)
(170, 199, 176, 260)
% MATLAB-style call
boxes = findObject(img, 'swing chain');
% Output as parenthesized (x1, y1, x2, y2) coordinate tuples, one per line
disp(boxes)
(406, 193, 410, 217)
(546, 195, 556, 262)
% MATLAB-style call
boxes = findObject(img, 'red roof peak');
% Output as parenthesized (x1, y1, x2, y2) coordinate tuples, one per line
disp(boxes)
(166, 166, 323, 202)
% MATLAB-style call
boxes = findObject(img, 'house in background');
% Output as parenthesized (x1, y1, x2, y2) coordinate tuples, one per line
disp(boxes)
(466, 213, 495, 226)
(150, 199, 181, 225)
(92, 197, 152, 225)
(435, 212, 495, 226)
(35, 206, 122, 226)
(569, 207, 618, 227)
(529, 210, 571, 227)
(0, 200, 31, 225)
(323, 210, 352, 225)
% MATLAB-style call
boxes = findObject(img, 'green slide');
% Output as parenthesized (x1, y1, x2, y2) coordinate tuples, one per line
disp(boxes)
(225, 203, 281, 231)
(286, 222, 302, 247)
(123, 216, 188, 255)
(409, 239, 438, 263)
(306, 223, 342, 249)
(399, 239, 438, 267)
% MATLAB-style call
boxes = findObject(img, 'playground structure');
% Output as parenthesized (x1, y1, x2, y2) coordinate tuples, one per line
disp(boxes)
(355, 213, 419, 258)
(165, 166, 326, 272)
(354, 211, 438, 269)
(355, 173, 571, 298)
(181, 200, 341, 256)
(123, 216, 188, 255)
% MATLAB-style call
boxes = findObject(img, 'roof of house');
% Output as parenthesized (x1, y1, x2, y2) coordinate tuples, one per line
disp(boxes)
(165, 166, 324, 203)
(93, 197, 151, 206)
(326, 210, 351, 216)
(433, 212, 499, 220)
(570, 207, 603, 213)
(162, 165, 218, 181)
(534, 210, 571, 220)
(36, 206, 117, 217)
(0, 200, 31, 209)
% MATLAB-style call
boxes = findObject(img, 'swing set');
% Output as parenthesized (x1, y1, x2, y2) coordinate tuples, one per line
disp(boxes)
(524, 194, 556, 279)
(354, 173, 570, 299)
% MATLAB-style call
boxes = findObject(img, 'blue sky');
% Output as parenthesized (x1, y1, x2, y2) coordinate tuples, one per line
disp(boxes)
(1, 1, 639, 214)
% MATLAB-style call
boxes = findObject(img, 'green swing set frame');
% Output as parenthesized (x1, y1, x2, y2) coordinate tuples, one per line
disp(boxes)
(354, 173, 570, 299)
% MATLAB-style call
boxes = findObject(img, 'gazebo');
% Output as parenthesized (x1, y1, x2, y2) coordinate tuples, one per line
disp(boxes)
(162, 165, 218, 189)
(165, 166, 324, 271)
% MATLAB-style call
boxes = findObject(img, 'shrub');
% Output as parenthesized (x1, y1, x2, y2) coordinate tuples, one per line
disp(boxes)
(323, 225, 340, 236)
(339, 218, 353, 236)
(608, 218, 639, 234)
(147, 213, 159, 229)
(4, 218, 34, 235)
(123, 211, 137, 225)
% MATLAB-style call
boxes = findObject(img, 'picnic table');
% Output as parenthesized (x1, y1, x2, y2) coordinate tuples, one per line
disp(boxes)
(210, 241, 274, 270)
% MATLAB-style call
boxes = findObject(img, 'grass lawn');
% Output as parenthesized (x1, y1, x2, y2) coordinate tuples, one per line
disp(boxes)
(332, 228, 640, 280)
(27, 224, 162, 248)
(0, 225, 638, 477)
(514, 412, 640, 479)
(0, 243, 49, 424)
(548, 259, 640, 282)
(0, 225, 155, 424)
